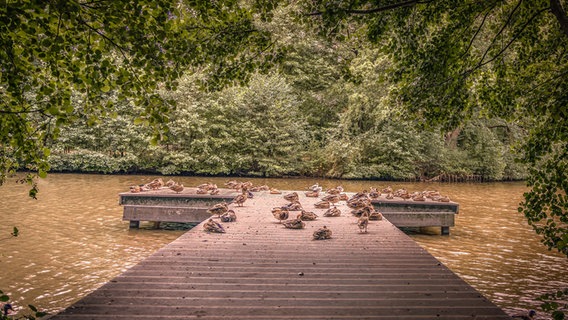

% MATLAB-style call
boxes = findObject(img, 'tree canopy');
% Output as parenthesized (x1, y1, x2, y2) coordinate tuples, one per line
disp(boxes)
(1, 0, 279, 196)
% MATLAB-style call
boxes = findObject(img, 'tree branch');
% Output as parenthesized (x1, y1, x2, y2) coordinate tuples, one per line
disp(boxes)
(472, 7, 549, 71)
(460, 2, 498, 60)
(307, 0, 430, 16)
(474, 0, 523, 71)
(550, 0, 568, 37)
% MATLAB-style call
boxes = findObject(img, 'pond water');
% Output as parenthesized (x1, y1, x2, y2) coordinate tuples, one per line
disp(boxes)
(0, 173, 566, 319)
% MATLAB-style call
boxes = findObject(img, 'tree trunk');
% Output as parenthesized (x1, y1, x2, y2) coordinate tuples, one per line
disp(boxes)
(551, 0, 568, 37)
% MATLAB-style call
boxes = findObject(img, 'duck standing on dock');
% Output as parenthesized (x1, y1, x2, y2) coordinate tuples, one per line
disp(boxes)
(232, 189, 248, 207)
(203, 219, 225, 233)
(207, 202, 228, 218)
(170, 183, 184, 194)
(272, 207, 290, 223)
(313, 226, 332, 240)
(357, 211, 369, 233)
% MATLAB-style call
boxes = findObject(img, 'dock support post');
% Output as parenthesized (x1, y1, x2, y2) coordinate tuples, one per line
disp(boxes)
(129, 220, 140, 229)
(441, 226, 450, 235)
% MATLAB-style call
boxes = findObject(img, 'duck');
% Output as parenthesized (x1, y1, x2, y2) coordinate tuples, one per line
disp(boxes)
(412, 193, 426, 201)
(129, 185, 141, 193)
(170, 183, 184, 194)
(283, 192, 299, 202)
(207, 202, 228, 218)
(196, 188, 208, 194)
(323, 206, 341, 217)
(399, 192, 412, 200)
(305, 190, 320, 197)
(313, 226, 332, 240)
(224, 180, 238, 189)
(339, 193, 349, 201)
(357, 211, 369, 233)
(314, 200, 331, 209)
(299, 210, 318, 221)
(321, 194, 340, 205)
(368, 209, 383, 221)
(282, 200, 303, 211)
(308, 183, 321, 192)
(272, 207, 290, 223)
(385, 192, 394, 199)
(231, 190, 247, 207)
(197, 182, 217, 191)
(381, 186, 393, 194)
(220, 209, 237, 222)
(165, 179, 176, 188)
(347, 197, 370, 209)
(351, 207, 366, 218)
(368, 187, 380, 199)
(146, 178, 164, 190)
(203, 219, 225, 233)
(326, 187, 341, 195)
(209, 188, 220, 195)
(270, 188, 282, 194)
(283, 214, 305, 229)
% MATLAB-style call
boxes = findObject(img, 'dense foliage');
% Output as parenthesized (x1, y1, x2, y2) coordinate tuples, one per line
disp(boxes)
(1, 0, 279, 196)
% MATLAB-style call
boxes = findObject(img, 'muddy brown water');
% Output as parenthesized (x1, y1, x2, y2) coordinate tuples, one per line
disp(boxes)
(0, 173, 566, 319)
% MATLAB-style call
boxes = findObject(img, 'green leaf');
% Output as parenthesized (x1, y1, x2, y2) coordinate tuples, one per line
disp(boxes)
(38, 169, 47, 179)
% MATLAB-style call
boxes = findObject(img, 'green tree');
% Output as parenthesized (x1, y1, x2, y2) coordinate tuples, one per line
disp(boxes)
(1, 0, 279, 193)
(299, 0, 567, 316)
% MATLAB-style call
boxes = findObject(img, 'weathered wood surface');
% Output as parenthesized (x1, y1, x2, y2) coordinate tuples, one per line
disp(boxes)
(52, 191, 510, 319)
(123, 205, 211, 224)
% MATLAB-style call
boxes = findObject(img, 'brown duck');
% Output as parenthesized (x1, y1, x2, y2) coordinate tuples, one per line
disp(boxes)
(313, 226, 332, 240)
(272, 207, 290, 223)
(220, 209, 237, 222)
(299, 210, 318, 221)
(203, 219, 225, 233)
(283, 214, 305, 229)
(323, 206, 341, 217)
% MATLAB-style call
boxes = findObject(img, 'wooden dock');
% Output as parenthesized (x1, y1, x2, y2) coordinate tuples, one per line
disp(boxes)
(52, 190, 510, 319)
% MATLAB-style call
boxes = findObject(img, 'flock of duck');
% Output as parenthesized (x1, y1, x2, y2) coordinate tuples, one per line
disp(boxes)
(194, 181, 452, 240)
(130, 179, 452, 240)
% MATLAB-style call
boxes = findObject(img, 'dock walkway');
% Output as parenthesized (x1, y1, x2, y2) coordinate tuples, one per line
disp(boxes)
(52, 191, 510, 319)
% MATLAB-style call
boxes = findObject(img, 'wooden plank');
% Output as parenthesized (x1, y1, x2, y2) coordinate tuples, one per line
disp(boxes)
(51, 191, 509, 320)
(123, 205, 210, 223)
(381, 211, 455, 227)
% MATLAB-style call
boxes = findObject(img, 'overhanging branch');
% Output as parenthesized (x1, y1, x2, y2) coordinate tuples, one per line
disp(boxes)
(307, 0, 430, 16)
